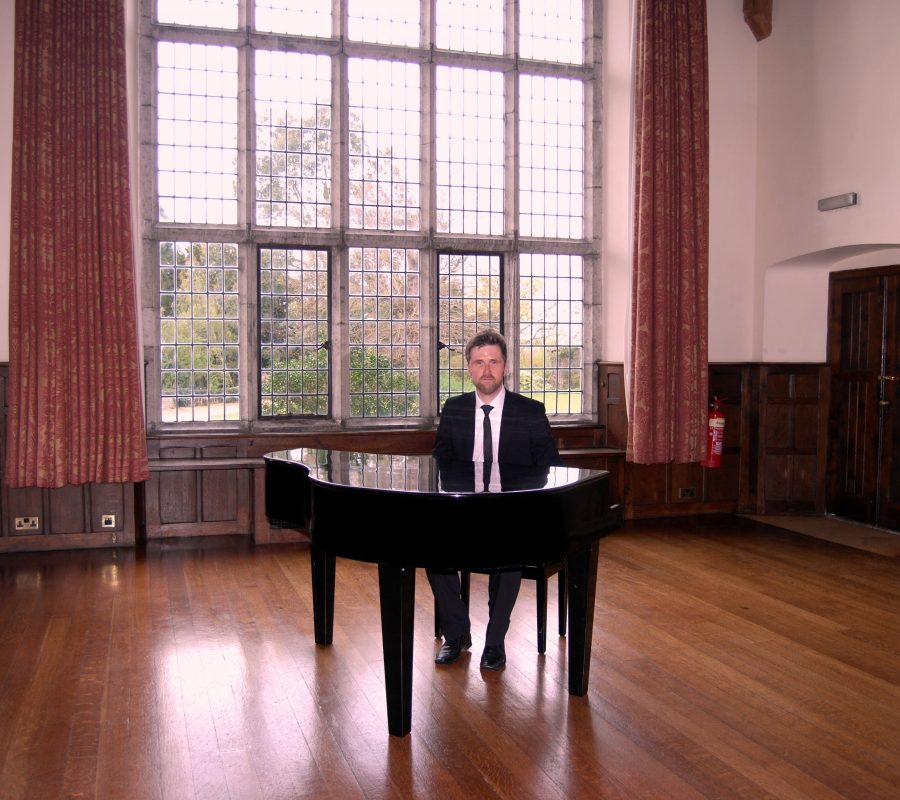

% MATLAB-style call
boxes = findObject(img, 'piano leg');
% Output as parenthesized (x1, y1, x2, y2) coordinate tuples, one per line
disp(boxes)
(565, 540, 600, 696)
(311, 545, 336, 645)
(377, 563, 416, 737)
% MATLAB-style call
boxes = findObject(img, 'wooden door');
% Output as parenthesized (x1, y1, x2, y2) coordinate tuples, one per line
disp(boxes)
(879, 274, 900, 528)
(826, 266, 900, 530)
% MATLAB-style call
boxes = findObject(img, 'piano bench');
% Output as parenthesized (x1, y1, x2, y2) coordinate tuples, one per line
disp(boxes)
(433, 562, 567, 654)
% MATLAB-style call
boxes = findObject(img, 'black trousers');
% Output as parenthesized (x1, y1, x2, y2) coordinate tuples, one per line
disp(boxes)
(427, 570, 521, 647)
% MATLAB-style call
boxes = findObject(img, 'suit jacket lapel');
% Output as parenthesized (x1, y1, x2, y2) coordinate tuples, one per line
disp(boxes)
(458, 392, 477, 457)
(497, 391, 519, 459)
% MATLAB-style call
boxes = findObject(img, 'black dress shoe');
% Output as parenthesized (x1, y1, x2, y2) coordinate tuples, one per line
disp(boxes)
(434, 633, 472, 664)
(480, 644, 506, 671)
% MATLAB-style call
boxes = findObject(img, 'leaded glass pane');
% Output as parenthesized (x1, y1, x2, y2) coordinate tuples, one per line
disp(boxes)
(348, 59, 421, 231)
(255, 0, 331, 37)
(435, 66, 504, 235)
(157, 42, 239, 225)
(349, 247, 421, 417)
(435, 0, 503, 55)
(519, 253, 583, 413)
(520, 0, 584, 65)
(159, 241, 240, 422)
(157, 0, 238, 29)
(347, 0, 419, 47)
(519, 75, 584, 239)
(255, 50, 332, 228)
(259, 247, 330, 417)
(437, 252, 502, 408)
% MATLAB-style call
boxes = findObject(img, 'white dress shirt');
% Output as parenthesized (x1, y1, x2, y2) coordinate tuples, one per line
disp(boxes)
(473, 387, 504, 492)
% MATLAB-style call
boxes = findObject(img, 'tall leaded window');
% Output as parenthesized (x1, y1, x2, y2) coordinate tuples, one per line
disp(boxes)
(142, 0, 598, 430)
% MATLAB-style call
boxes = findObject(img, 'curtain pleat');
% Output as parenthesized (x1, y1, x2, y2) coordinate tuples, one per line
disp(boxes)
(5, 0, 149, 488)
(627, 0, 710, 464)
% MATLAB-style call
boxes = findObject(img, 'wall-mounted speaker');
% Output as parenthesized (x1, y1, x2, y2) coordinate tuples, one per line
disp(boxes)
(817, 192, 858, 212)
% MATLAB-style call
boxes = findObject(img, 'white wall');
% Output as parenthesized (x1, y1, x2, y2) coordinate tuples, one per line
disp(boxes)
(706, 0, 758, 362)
(755, 0, 900, 361)
(601, 0, 760, 363)
(598, 0, 634, 363)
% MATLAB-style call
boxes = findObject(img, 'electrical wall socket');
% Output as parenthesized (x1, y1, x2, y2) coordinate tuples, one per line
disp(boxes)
(677, 486, 697, 500)
(101, 514, 117, 529)
(14, 516, 40, 531)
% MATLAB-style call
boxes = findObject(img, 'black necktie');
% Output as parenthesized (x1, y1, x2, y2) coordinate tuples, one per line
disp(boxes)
(482, 404, 493, 489)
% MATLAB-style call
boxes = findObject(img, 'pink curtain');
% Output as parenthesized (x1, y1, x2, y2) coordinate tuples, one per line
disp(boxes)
(5, 0, 149, 487)
(627, 0, 709, 465)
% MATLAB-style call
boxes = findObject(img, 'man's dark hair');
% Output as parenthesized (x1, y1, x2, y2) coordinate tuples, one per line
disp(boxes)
(465, 329, 507, 363)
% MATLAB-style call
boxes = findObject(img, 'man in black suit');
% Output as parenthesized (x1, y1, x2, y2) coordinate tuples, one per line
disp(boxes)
(429, 329, 560, 671)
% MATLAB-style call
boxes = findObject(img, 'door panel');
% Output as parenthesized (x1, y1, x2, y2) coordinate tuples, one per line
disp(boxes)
(827, 267, 900, 531)
(878, 275, 900, 529)
(827, 274, 883, 523)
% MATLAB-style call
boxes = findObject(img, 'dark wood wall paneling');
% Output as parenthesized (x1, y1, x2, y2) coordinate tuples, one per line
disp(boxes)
(597, 362, 829, 519)
(0, 366, 136, 552)
(1, 362, 830, 551)
(757, 365, 830, 514)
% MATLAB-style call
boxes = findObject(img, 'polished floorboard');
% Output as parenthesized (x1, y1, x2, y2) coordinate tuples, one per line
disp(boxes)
(1, 515, 898, 800)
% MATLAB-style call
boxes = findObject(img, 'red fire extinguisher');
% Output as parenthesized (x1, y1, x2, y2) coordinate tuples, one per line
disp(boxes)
(702, 396, 725, 468)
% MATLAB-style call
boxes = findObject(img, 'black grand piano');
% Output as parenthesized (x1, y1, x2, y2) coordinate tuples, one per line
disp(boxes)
(264, 448, 620, 736)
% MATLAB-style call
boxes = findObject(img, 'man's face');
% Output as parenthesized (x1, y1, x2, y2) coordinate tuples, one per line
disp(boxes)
(467, 344, 506, 399)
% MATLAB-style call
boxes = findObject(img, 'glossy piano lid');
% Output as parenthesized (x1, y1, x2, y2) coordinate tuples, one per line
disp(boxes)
(263, 448, 607, 495)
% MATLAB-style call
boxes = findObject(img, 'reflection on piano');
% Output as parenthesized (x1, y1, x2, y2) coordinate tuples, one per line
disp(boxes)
(437, 459, 551, 493)
(265, 448, 621, 736)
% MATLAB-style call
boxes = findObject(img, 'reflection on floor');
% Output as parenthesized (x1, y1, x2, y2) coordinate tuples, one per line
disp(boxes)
(740, 514, 900, 557)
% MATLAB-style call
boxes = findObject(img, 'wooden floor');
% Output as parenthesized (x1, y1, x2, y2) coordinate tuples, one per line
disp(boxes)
(1, 515, 899, 800)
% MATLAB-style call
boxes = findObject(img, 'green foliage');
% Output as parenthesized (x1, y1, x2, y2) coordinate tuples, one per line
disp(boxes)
(260, 346, 330, 418)
(348, 346, 420, 417)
